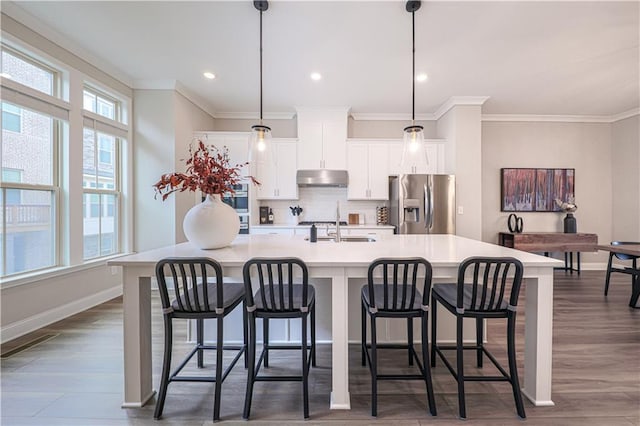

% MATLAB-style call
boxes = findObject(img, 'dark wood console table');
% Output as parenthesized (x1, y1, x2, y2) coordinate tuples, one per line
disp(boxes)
(499, 232, 598, 274)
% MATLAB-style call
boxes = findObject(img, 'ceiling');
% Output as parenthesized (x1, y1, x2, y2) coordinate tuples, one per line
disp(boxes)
(5, 1, 639, 118)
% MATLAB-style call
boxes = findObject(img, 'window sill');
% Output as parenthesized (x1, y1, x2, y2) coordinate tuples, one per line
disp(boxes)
(1, 253, 133, 290)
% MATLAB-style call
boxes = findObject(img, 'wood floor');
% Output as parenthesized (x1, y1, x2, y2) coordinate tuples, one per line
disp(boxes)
(2, 270, 639, 425)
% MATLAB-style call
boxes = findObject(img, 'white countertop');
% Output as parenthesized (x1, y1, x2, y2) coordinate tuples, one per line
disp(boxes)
(111, 233, 562, 269)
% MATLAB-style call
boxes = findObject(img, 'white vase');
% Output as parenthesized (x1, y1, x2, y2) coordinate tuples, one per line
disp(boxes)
(183, 194, 240, 249)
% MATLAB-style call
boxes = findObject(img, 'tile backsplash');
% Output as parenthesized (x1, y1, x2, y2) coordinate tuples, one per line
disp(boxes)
(256, 187, 387, 225)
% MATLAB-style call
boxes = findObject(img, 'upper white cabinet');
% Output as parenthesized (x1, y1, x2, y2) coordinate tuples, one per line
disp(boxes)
(296, 107, 349, 170)
(193, 131, 249, 170)
(255, 139, 298, 200)
(346, 141, 389, 200)
(388, 139, 446, 175)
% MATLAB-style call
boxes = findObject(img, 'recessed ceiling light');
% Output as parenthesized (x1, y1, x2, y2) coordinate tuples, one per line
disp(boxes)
(416, 73, 428, 82)
(203, 72, 216, 80)
(310, 72, 322, 81)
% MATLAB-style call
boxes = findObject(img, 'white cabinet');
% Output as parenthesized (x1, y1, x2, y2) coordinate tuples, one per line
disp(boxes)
(193, 131, 249, 170)
(296, 108, 349, 170)
(255, 139, 298, 200)
(388, 139, 446, 175)
(346, 141, 389, 200)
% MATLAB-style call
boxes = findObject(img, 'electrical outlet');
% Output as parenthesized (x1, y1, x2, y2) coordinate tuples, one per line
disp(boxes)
(457, 206, 464, 214)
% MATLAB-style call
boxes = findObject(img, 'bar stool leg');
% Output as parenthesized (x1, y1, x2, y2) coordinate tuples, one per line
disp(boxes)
(507, 316, 526, 418)
(605, 253, 614, 295)
(243, 313, 257, 420)
(154, 317, 173, 419)
(476, 317, 483, 368)
(456, 316, 466, 419)
(371, 314, 378, 417)
(263, 318, 269, 368)
(361, 301, 367, 366)
(197, 318, 204, 368)
(302, 315, 310, 419)
(408, 317, 414, 366)
(213, 317, 224, 421)
(430, 295, 437, 368)
(421, 313, 437, 416)
(311, 301, 317, 367)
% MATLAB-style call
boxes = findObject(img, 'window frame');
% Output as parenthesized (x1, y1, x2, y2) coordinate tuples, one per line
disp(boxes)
(1, 116, 62, 277)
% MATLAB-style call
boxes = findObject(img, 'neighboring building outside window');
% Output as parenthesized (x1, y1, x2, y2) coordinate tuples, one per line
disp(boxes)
(2, 103, 22, 133)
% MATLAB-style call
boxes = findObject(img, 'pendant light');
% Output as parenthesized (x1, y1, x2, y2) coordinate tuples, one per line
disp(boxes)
(249, 1, 274, 165)
(400, 0, 429, 172)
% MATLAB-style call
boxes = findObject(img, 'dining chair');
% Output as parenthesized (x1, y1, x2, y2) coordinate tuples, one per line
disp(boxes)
(154, 257, 246, 421)
(604, 241, 640, 296)
(431, 256, 526, 419)
(242, 257, 316, 419)
(361, 257, 437, 417)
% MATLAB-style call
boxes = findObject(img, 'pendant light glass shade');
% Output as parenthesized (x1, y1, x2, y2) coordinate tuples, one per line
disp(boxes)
(248, 123, 274, 166)
(401, 123, 428, 171)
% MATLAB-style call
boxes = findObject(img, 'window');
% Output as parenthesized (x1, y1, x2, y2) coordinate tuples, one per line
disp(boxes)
(1, 105, 58, 276)
(2, 103, 21, 133)
(1, 48, 57, 96)
(83, 128, 120, 260)
(83, 87, 117, 121)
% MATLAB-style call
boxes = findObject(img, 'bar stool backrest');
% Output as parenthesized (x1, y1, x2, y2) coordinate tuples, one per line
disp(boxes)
(155, 257, 224, 313)
(243, 257, 310, 312)
(366, 257, 433, 311)
(457, 257, 524, 312)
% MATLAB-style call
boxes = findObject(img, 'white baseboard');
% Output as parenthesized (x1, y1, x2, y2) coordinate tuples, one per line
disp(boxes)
(1, 285, 122, 344)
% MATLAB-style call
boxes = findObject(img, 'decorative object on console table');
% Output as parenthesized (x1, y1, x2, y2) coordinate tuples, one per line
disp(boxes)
(153, 140, 259, 249)
(507, 213, 524, 233)
(555, 197, 578, 233)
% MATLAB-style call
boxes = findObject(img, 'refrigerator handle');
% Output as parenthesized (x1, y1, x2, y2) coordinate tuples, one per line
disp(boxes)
(425, 181, 434, 230)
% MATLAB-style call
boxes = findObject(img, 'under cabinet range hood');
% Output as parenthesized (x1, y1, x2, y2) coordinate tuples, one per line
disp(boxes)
(296, 169, 348, 187)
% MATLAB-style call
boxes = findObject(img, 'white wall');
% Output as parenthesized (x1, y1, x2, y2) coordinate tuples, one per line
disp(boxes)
(611, 115, 640, 241)
(214, 118, 297, 138)
(481, 120, 613, 265)
(132, 90, 177, 252)
(348, 118, 437, 139)
(173, 92, 217, 243)
(437, 105, 483, 240)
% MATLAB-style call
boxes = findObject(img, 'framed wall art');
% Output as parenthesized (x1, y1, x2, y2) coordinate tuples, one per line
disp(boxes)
(501, 168, 574, 212)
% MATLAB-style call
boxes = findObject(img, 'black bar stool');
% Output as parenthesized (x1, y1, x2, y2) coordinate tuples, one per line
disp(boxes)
(361, 257, 437, 417)
(242, 257, 316, 419)
(153, 257, 246, 421)
(604, 241, 640, 296)
(431, 256, 526, 419)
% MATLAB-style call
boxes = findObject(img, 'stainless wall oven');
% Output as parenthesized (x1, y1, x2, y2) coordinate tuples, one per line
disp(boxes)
(202, 183, 250, 234)
(222, 183, 249, 234)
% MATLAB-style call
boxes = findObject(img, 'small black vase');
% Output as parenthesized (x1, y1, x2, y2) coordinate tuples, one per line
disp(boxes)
(563, 213, 577, 233)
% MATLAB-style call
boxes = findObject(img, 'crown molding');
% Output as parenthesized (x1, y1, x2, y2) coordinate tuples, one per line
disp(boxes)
(482, 108, 640, 124)
(434, 96, 491, 120)
(213, 111, 296, 120)
(610, 108, 640, 122)
(349, 112, 435, 121)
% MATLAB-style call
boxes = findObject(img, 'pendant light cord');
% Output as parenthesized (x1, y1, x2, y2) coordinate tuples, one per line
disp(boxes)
(411, 10, 415, 125)
(259, 9, 264, 123)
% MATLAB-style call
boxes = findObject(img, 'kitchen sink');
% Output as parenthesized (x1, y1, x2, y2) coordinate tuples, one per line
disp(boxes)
(306, 235, 376, 243)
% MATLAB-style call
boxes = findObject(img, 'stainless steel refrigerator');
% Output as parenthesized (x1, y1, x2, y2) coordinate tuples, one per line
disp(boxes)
(389, 174, 456, 234)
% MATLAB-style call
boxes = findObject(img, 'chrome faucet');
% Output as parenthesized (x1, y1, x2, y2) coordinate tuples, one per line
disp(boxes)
(334, 201, 342, 242)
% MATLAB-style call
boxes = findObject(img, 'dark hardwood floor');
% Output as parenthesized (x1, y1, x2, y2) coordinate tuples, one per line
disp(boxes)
(2, 270, 639, 425)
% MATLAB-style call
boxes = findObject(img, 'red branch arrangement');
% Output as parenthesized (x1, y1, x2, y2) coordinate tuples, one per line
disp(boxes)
(153, 140, 259, 201)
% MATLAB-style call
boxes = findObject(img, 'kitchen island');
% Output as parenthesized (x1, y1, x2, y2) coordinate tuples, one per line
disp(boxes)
(109, 233, 562, 410)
